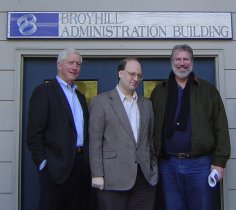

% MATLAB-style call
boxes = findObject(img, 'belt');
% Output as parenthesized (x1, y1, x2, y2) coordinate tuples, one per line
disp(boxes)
(162, 152, 192, 159)
(75, 146, 83, 154)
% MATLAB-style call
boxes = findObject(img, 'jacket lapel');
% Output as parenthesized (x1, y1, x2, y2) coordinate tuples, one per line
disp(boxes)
(51, 79, 76, 130)
(137, 96, 147, 145)
(109, 89, 136, 143)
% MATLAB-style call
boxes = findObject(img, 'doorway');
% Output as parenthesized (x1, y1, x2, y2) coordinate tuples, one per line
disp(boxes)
(21, 56, 218, 210)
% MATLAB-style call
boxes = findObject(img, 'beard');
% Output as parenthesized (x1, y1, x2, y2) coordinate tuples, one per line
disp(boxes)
(172, 63, 193, 79)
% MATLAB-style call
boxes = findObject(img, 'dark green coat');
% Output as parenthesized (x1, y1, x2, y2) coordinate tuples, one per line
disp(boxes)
(150, 76, 231, 168)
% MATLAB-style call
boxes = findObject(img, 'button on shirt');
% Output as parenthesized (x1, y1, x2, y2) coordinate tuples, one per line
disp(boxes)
(116, 85, 140, 142)
(57, 76, 84, 147)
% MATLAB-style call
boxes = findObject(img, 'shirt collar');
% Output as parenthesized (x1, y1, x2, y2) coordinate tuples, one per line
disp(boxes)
(56, 75, 78, 91)
(116, 85, 138, 102)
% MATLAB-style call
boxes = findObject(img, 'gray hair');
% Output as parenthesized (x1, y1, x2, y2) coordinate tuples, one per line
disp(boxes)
(170, 44, 193, 61)
(57, 48, 82, 64)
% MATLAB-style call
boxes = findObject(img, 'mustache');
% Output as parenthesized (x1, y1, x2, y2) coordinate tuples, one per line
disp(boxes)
(172, 64, 193, 79)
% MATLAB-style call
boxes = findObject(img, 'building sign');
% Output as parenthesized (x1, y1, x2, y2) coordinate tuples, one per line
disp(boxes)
(7, 12, 232, 39)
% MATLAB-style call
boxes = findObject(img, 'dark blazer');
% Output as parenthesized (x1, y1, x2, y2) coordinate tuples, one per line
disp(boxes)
(89, 88, 158, 191)
(27, 78, 89, 184)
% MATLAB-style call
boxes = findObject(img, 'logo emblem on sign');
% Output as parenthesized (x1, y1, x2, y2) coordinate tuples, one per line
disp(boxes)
(17, 14, 37, 35)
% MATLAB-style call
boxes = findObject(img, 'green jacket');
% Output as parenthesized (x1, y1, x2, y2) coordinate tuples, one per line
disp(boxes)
(150, 76, 231, 168)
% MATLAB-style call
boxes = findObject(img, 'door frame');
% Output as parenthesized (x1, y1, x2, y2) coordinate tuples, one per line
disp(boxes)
(15, 48, 227, 210)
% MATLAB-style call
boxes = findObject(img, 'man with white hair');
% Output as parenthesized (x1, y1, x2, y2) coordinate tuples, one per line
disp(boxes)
(27, 48, 90, 210)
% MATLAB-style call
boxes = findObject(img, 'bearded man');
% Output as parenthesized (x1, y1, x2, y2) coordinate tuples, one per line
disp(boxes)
(150, 44, 230, 210)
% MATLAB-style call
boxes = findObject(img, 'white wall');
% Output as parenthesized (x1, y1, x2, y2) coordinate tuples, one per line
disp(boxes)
(0, 1, 235, 210)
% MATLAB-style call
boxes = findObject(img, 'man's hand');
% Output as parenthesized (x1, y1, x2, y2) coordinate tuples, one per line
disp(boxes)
(92, 177, 104, 190)
(211, 165, 224, 180)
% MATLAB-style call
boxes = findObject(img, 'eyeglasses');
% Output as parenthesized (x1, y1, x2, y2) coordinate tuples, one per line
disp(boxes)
(123, 70, 143, 81)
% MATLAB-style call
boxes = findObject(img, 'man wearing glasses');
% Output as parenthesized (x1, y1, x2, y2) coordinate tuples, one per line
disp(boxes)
(89, 57, 158, 210)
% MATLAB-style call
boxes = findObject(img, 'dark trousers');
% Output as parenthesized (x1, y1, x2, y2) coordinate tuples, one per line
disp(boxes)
(38, 152, 90, 210)
(96, 166, 156, 210)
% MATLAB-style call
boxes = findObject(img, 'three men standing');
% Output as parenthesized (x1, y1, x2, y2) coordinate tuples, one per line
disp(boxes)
(27, 45, 230, 210)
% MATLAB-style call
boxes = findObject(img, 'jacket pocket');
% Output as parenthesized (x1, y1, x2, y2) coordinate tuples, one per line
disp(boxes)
(103, 151, 117, 159)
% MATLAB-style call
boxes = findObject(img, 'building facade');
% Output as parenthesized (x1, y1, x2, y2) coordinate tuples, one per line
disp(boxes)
(0, 1, 236, 210)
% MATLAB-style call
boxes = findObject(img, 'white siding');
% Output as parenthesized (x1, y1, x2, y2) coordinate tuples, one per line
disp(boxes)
(0, 0, 235, 12)
(0, 102, 14, 131)
(227, 190, 236, 210)
(225, 71, 236, 98)
(0, 194, 14, 210)
(0, 1, 236, 209)
(0, 132, 14, 161)
(0, 71, 15, 100)
(0, 162, 13, 193)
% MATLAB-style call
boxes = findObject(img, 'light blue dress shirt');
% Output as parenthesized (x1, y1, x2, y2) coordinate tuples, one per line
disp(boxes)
(39, 76, 84, 171)
(56, 76, 84, 147)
